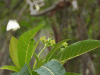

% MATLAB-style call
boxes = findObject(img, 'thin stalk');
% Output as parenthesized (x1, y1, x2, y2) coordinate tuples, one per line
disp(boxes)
(33, 45, 46, 70)
(38, 44, 46, 58)
(33, 60, 37, 69)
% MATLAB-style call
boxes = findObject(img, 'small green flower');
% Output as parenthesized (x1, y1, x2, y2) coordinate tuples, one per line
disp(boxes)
(40, 36, 45, 41)
(45, 40, 48, 42)
(43, 40, 48, 44)
(63, 42, 68, 47)
(48, 38, 52, 42)
(40, 37, 56, 47)
(50, 40, 55, 45)
(61, 42, 68, 48)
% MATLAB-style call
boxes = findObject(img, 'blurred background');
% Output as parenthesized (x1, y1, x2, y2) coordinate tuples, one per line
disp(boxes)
(0, 0, 100, 75)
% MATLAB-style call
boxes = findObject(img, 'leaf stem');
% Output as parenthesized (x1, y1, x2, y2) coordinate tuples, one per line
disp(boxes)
(38, 44, 46, 58)
(33, 60, 37, 69)
(33, 44, 46, 70)
(61, 59, 68, 65)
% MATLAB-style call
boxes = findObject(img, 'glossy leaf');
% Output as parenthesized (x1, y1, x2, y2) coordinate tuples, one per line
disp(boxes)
(44, 39, 70, 63)
(9, 36, 20, 68)
(55, 39, 100, 64)
(26, 40, 35, 65)
(19, 64, 31, 75)
(11, 64, 31, 75)
(34, 59, 65, 75)
(17, 25, 44, 68)
(0, 66, 20, 72)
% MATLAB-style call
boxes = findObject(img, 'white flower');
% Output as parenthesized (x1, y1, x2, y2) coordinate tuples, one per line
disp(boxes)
(72, 0, 78, 11)
(6, 20, 20, 31)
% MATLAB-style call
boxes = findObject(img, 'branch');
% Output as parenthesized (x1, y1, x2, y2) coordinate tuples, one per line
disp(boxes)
(31, 4, 56, 16)
(31, 0, 70, 17)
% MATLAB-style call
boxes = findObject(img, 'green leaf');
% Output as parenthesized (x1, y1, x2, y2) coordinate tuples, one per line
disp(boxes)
(19, 64, 31, 75)
(44, 39, 70, 63)
(26, 40, 35, 65)
(55, 39, 100, 64)
(32, 71, 39, 75)
(33, 53, 39, 62)
(34, 59, 65, 75)
(0, 66, 20, 72)
(65, 72, 82, 75)
(11, 64, 31, 75)
(25, 39, 39, 66)
(17, 25, 44, 68)
(9, 36, 20, 68)
(33, 40, 40, 62)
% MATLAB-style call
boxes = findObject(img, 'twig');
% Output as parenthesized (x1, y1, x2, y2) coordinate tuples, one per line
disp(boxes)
(31, 0, 68, 17)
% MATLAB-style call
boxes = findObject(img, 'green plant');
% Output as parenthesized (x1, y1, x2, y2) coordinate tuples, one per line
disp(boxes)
(1, 25, 100, 75)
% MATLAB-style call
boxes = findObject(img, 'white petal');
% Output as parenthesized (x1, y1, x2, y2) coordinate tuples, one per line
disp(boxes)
(6, 20, 20, 31)
(72, 0, 78, 11)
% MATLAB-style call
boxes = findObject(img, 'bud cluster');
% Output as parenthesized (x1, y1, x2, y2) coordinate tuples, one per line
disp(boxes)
(40, 36, 55, 47)
(40, 36, 68, 48)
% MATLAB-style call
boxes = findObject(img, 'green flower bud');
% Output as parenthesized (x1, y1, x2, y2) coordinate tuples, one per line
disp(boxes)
(61, 42, 68, 48)
(50, 40, 55, 45)
(40, 36, 45, 41)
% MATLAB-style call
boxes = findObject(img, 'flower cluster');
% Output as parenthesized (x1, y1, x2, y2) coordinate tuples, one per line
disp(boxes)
(40, 36, 55, 47)
(40, 36, 68, 48)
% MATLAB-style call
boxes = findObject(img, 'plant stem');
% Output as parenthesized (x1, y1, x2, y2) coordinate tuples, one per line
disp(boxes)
(33, 60, 37, 69)
(33, 45, 46, 70)
(38, 44, 46, 58)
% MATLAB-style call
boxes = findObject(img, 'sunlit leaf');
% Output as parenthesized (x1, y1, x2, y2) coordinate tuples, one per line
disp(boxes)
(55, 39, 100, 65)
(17, 25, 44, 68)
(9, 36, 20, 68)
(0, 66, 20, 72)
